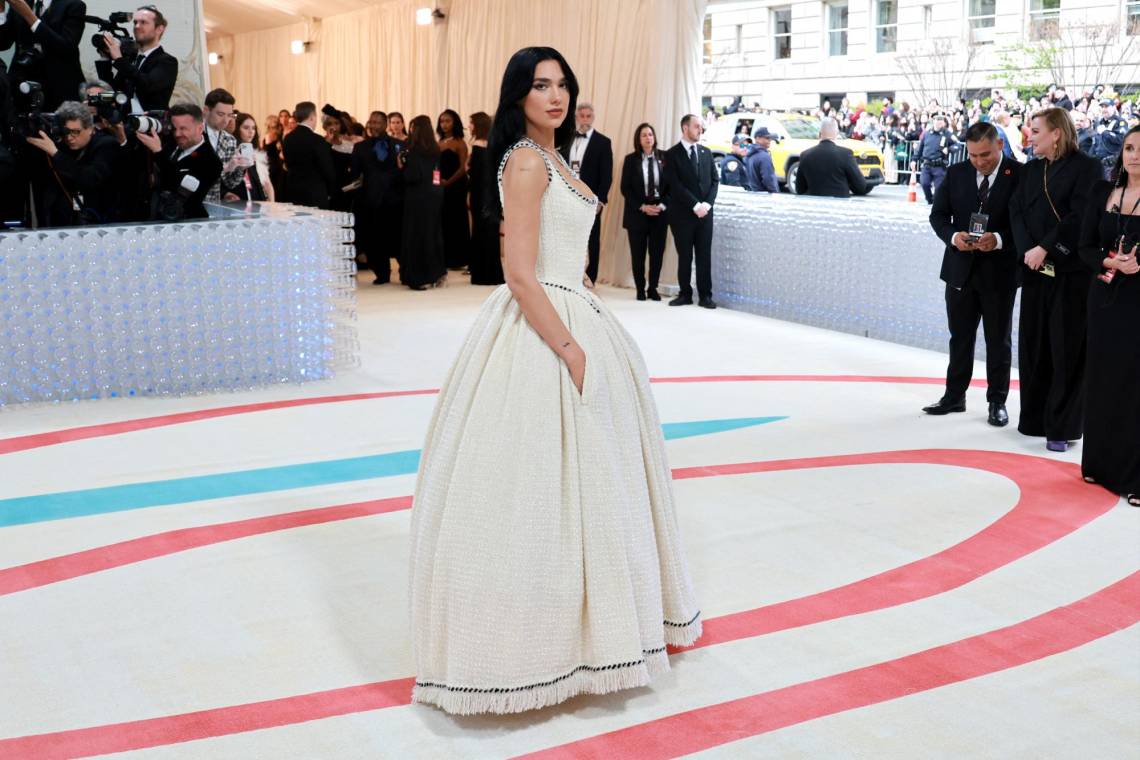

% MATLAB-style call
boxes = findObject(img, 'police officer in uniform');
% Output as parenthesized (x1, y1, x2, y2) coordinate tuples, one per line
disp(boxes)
(719, 134, 750, 188)
(1093, 99, 1128, 178)
(918, 114, 956, 204)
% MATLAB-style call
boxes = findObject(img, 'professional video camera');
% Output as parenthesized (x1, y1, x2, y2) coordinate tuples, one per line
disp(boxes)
(126, 110, 171, 136)
(87, 13, 138, 59)
(13, 82, 63, 140)
(87, 90, 130, 125)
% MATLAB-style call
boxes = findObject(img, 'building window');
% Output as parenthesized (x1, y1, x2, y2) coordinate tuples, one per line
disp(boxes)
(923, 4, 933, 37)
(735, 24, 744, 56)
(1128, 0, 1140, 36)
(875, 0, 898, 52)
(1028, 0, 1061, 40)
(967, 0, 996, 42)
(703, 14, 713, 64)
(827, 2, 849, 56)
(773, 7, 792, 59)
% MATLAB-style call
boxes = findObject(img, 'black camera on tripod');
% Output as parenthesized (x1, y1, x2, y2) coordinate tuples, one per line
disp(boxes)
(12, 82, 64, 140)
(86, 90, 130, 125)
(88, 13, 138, 59)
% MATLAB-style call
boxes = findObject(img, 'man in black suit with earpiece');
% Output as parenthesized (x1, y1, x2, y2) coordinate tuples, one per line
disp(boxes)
(925, 121, 1022, 427)
(664, 114, 719, 308)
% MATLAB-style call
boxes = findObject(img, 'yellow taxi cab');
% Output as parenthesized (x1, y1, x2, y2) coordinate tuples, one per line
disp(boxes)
(703, 112, 885, 193)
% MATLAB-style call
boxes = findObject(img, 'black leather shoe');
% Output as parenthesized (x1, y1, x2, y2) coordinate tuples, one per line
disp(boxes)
(636, 290, 646, 301)
(922, 397, 966, 415)
(698, 298, 717, 309)
(988, 403, 1009, 427)
(669, 295, 692, 306)
(647, 289, 661, 301)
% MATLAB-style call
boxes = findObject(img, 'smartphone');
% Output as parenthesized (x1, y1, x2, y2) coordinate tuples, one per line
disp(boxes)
(238, 143, 254, 161)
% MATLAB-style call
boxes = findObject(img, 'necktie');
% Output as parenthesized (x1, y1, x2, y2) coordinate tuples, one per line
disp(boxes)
(646, 155, 657, 199)
(34, 0, 44, 16)
(690, 145, 698, 171)
(978, 174, 990, 209)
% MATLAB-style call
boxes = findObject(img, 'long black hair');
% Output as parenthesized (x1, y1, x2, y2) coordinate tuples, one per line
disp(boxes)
(485, 47, 580, 220)
(436, 109, 464, 140)
(1110, 125, 1140, 189)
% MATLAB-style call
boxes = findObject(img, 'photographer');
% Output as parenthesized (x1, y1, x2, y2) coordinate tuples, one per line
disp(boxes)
(0, 0, 86, 110)
(24, 100, 117, 226)
(94, 5, 176, 113)
(135, 102, 220, 220)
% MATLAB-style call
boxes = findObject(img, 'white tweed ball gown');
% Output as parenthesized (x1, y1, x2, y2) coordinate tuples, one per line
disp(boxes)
(409, 137, 702, 715)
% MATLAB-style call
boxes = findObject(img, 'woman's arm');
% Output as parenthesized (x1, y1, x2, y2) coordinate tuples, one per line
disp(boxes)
(501, 147, 586, 391)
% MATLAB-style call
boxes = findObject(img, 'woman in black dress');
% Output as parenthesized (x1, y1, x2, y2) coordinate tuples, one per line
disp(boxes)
(398, 115, 446, 290)
(324, 113, 358, 213)
(466, 111, 504, 285)
(1010, 107, 1104, 452)
(437, 109, 471, 270)
(1079, 126, 1140, 507)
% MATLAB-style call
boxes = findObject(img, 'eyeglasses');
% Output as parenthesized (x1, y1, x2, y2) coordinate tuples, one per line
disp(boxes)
(62, 128, 86, 137)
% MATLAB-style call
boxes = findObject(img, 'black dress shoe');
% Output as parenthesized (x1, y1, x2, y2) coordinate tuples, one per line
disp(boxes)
(922, 397, 966, 415)
(988, 402, 1009, 427)
(698, 298, 717, 309)
(636, 290, 646, 301)
(647, 288, 661, 301)
(669, 295, 692, 306)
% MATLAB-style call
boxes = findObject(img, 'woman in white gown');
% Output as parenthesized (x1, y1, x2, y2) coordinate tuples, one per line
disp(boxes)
(409, 47, 702, 716)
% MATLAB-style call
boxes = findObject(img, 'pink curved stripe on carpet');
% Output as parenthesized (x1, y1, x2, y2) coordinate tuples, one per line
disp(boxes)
(518, 571, 1140, 759)
(0, 390, 439, 456)
(0, 497, 412, 596)
(0, 450, 1116, 758)
(0, 375, 1009, 456)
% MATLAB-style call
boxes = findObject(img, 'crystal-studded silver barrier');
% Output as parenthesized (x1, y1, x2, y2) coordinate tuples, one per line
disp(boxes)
(0, 204, 359, 406)
(710, 186, 1020, 361)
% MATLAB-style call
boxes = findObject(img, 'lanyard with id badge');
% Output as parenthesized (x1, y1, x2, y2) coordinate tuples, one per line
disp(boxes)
(968, 171, 990, 247)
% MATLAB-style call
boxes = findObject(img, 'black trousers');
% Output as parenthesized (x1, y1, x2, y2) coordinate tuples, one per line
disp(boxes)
(943, 282, 1016, 403)
(1018, 270, 1090, 440)
(586, 214, 601, 283)
(671, 214, 714, 300)
(628, 218, 667, 293)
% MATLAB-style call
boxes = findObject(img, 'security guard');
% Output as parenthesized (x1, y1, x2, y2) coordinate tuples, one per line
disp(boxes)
(918, 114, 956, 204)
(719, 134, 750, 188)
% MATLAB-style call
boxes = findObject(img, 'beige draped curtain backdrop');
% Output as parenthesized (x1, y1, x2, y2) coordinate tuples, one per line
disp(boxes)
(208, 0, 707, 287)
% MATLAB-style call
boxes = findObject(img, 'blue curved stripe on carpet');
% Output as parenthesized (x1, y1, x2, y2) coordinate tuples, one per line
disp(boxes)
(0, 417, 785, 527)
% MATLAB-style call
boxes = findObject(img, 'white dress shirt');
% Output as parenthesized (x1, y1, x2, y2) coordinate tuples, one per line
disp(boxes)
(640, 152, 666, 210)
(679, 138, 710, 214)
(975, 159, 1004, 249)
(569, 127, 593, 167)
(129, 46, 158, 114)
(173, 139, 205, 162)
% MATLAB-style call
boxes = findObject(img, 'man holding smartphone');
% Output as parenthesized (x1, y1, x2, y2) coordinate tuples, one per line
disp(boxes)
(925, 122, 1022, 427)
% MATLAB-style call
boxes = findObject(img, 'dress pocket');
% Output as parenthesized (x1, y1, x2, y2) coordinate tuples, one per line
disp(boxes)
(572, 355, 590, 406)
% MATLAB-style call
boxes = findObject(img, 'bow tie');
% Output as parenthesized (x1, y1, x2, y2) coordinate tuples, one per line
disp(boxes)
(575, 132, 588, 140)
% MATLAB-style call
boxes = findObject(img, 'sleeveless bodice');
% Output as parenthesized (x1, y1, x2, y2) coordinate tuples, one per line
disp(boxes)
(497, 137, 599, 288)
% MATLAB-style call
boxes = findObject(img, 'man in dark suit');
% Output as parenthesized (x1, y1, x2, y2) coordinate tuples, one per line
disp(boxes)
(925, 122, 1022, 427)
(351, 111, 401, 284)
(24, 100, 118, 225)
(795, 117, 872, 198)
(283, 100, 336, 209)
(0, 0, 85, 110)
(663, 113, 719, 308)
(560, 102, 612, 284)
(136, 102, 221, 220)
(95, 5, 178, 112)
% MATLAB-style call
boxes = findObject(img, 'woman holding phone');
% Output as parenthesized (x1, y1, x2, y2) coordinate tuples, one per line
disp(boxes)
(223, 113, 273, 202)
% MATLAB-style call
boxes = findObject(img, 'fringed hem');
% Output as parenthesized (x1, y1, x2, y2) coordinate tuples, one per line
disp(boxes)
(412, 649, 670, 715)
(664, 611, 703, 648)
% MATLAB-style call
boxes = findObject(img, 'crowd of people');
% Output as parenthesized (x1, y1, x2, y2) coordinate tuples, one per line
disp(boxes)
(709, 85, 1139, 203)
